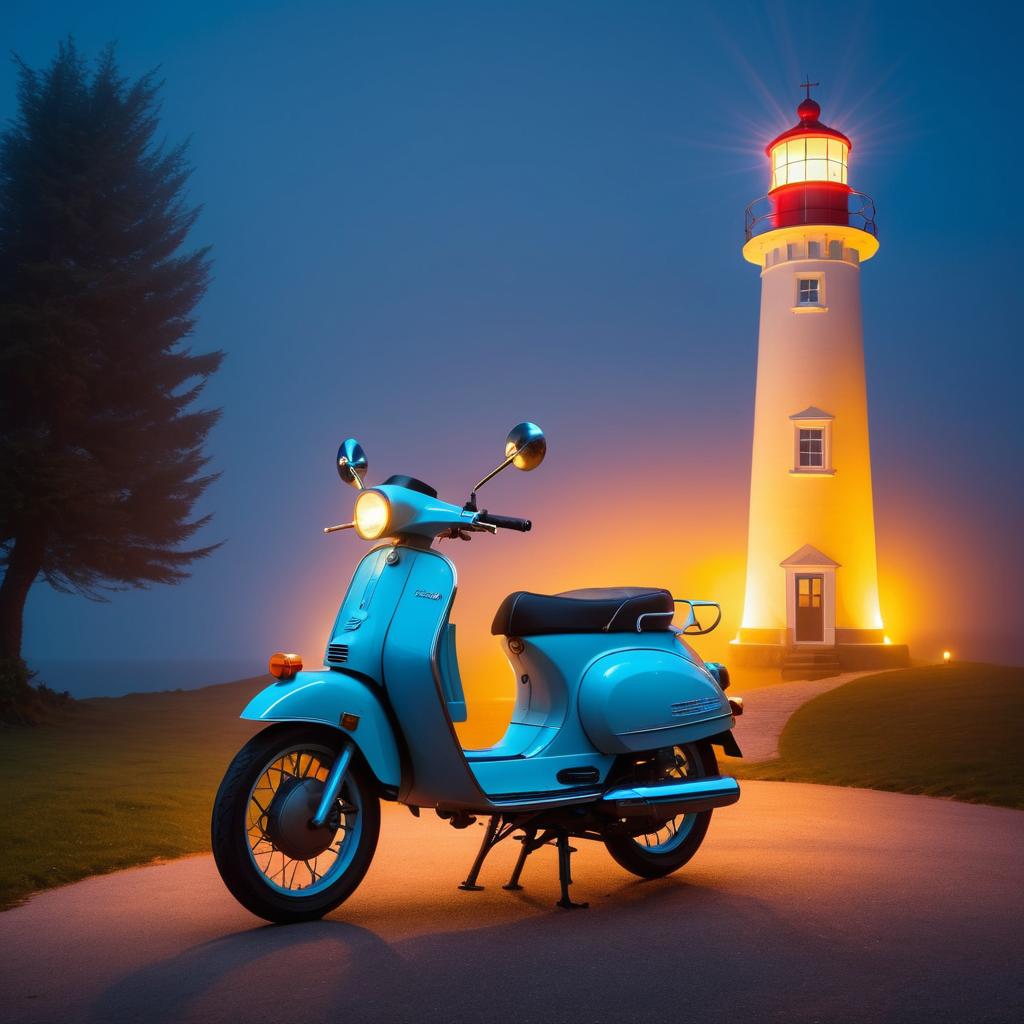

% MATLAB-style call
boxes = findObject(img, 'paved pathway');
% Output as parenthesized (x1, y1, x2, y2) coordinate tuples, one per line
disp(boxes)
(1, 783, 1021, 1024)
(731, 671, 877, 762)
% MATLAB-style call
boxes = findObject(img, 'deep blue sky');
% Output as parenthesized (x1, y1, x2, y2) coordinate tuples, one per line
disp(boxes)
(5, 0, 1022, 679)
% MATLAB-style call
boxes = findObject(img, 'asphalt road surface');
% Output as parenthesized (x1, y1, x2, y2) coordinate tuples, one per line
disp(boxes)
(1, 782, 1021, 1024)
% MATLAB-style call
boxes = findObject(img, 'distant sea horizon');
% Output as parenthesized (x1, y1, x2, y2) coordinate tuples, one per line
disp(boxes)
(30, 658, 270, 699)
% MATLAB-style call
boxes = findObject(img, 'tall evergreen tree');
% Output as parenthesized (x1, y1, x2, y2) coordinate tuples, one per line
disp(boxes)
(0, 41, 223, 707)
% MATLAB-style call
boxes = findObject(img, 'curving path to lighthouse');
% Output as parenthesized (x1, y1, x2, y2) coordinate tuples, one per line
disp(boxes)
(730, 670, 879, 761)
(1, 782, 1021, 1024)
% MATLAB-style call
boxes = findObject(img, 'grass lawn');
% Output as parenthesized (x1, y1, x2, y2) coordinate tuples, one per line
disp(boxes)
(729, 663, 1024, 810)
(0, 677, 267, 911)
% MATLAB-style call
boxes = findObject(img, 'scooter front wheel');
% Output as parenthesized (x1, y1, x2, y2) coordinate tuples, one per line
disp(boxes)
(603, 741, 717, 879)
(211, 723, 380, 923)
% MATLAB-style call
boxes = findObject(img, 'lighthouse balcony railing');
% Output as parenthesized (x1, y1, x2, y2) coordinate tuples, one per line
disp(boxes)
(744, 190, 877, 242)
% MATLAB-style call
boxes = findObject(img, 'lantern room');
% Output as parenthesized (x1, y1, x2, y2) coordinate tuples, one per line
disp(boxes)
(742, 85, 878, 265)
(766, 95, 852, 229)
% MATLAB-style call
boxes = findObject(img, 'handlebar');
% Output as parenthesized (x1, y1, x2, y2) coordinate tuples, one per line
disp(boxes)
(476, 511, 532, 532)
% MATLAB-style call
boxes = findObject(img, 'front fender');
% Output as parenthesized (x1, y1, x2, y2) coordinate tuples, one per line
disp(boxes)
(242, 670, 401, 788)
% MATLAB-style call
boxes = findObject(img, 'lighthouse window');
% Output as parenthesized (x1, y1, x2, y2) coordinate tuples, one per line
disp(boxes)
(798, 429, 825, 468)
(798, 278, 820, 304)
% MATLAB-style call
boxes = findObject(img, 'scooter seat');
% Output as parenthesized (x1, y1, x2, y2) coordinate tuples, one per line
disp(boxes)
(491, 587, 674, 636)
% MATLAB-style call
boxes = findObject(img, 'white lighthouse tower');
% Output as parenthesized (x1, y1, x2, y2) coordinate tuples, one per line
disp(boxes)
(735, 85, 906, 678)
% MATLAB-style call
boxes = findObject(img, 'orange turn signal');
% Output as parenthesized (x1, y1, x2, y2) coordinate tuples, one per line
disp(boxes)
(269, 652, 303, 680)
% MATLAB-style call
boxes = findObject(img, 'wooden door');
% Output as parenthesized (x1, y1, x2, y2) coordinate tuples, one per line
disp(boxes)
(795, 574, 824, 642)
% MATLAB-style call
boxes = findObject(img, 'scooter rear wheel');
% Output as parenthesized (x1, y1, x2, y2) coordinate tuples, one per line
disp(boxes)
(212, 723, 380, 923)
(603, 741, 717, 879)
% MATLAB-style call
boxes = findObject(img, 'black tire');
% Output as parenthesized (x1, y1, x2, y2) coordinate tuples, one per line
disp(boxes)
(603, 741, 718, 879)
(211, 723, 380, 923)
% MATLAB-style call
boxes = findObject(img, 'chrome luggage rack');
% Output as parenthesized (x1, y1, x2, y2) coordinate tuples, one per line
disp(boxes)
(636, 598, 722, 635)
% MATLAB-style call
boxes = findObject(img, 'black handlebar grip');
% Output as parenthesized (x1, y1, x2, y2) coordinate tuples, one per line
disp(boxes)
(478, 512, 532, 532)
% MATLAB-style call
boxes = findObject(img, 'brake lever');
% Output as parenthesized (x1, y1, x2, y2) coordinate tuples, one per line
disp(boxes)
(439, 527, 474, 542)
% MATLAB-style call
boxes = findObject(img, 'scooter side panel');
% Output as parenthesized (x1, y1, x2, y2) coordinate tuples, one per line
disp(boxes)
(241, 670, 401, 787)
(498, 634, 605, 756)
(500, 633, 708, 758)
(578, 648, 734, 754)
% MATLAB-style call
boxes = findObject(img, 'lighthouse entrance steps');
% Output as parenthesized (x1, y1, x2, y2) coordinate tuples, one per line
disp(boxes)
(781, 646, 843, 681)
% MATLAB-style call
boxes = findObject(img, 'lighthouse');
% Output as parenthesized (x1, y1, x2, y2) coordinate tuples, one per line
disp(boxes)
(734, 85, 905, 677)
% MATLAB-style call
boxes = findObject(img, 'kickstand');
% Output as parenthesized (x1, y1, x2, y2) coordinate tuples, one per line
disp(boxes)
(502, 828, 539, 891)
(458, 815, 500, 891)
(556, 832, 589, 910)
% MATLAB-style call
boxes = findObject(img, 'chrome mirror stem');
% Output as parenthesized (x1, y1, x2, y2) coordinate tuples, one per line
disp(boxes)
(471, 447, 522, 497)
(324, 522, 356, 534)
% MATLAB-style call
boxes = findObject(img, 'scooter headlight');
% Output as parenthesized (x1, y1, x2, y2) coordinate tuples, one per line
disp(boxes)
(354, 489, 390, 540)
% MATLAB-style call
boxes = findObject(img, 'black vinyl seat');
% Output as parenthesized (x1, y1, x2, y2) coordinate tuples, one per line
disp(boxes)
(491, 587, 674, 637)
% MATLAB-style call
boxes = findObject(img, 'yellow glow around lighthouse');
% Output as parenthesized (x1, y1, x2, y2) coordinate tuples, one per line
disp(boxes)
(770, 136, 848, 189)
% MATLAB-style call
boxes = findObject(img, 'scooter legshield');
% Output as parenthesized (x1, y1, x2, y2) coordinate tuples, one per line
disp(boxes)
(241, 669, 401, 788)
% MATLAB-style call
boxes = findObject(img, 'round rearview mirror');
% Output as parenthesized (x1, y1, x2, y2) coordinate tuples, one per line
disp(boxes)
(337, 438, 368, 488)
(504, 422, 546, 472)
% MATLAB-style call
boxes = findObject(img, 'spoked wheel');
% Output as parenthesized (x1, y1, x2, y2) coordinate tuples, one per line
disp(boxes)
(212, 723, 380, 923)
(603, 741, 718, 879)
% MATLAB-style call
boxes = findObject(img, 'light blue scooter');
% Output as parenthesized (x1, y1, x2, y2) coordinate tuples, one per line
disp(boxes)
(212, 424, 744, 922)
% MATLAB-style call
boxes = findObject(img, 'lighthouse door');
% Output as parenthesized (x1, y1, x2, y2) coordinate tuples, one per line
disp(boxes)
(794, 574, 824, 642)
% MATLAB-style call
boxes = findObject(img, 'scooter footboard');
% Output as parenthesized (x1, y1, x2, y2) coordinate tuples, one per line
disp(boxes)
(241, 670, 401, 789)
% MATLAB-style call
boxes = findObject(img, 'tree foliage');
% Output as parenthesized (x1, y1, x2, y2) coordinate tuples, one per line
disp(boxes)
(0, 40, 223, 679)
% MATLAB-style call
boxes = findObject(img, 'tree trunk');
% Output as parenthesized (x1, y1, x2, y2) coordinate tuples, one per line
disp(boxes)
(0, 532, 46, 662)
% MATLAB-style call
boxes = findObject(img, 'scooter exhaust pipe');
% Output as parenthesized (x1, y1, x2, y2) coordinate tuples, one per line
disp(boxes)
(600, 775, 740, 818)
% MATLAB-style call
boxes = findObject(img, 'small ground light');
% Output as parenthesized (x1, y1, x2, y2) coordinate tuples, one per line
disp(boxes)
(883, 636, 892, 645)
(943, 650, 952, 665)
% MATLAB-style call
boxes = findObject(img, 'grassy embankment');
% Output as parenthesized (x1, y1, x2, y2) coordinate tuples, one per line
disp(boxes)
(728, 663, 1024, 810)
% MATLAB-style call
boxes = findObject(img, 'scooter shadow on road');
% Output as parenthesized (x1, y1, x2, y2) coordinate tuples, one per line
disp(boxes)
(85, 919, 402, 1024)
(85, 880, 793, 1024)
